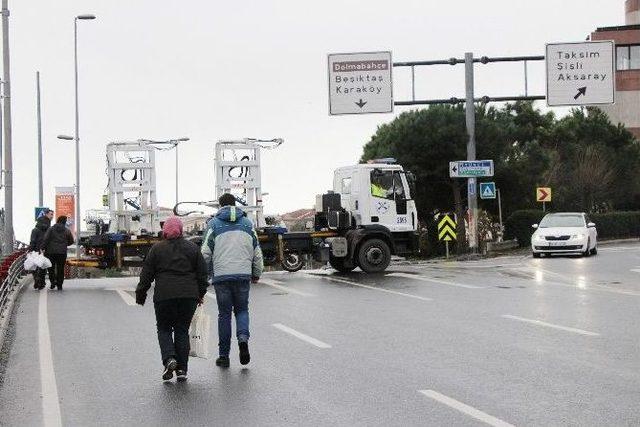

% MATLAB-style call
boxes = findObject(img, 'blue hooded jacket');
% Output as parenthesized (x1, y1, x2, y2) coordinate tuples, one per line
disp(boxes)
(201, 206, 264, 283)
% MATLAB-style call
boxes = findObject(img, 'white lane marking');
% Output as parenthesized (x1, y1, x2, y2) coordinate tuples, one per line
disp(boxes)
(516, 267, 640, 297)
(310, 274, 433, 301)
(115, 289, 136, 306)
(259, 278, 316, 297)
(388, 272, 483, 289)
(502, 315, 600, 336)
(39, 290, 62, 427)
(419, 390, 514, 427)
(631, 269, 640, 273)
(272, 323, 331, 349)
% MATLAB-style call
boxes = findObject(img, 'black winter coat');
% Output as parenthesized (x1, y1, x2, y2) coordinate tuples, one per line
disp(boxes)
(29, 217, 50, 251)
(136, 237, 209, 303)
(41, 223, 74, 255)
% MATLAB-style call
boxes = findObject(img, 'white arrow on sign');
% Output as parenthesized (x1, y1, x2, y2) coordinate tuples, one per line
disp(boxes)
(449, 160, 494, 178)
(546, 40, 615, 107)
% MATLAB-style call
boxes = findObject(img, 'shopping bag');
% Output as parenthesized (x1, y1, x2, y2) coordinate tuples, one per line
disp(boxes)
(23, 251, 38, 271)
(189, 304, 211, 359)
(35, 253, 52, 269)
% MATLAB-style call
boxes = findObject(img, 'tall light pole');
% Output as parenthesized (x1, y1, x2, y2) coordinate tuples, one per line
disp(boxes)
(68, 12, 95, 259)
(2, 0, 13, 254)
(36, 71, 43, 206)
(138, 137, 189, 206)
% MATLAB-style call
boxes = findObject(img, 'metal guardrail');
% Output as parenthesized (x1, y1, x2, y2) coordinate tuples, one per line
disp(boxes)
(0, 241, 29, 322)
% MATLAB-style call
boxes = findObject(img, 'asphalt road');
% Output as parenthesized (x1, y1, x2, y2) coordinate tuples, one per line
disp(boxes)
(1, 242, 640, 426)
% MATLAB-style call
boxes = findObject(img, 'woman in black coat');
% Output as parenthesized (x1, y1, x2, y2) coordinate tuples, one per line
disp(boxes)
(28, 212, 52, 289)
(136, 217, 209, 382)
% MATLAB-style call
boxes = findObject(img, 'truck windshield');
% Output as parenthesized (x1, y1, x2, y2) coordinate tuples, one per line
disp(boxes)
(370, 170, 406, 200)
(539, 215, 585, 228)
(371, 170, 395, 200)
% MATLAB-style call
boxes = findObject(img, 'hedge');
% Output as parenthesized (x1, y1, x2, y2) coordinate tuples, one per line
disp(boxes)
(590, 212, 640, 239)
(505, 210, 640, 247)
(504, 210, 546, 247)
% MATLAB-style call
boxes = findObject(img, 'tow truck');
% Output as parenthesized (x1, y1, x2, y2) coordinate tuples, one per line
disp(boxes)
(72, 139, 419, 273)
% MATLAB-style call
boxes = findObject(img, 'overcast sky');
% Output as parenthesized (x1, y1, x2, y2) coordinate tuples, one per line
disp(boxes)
(8, 0, 624, 240)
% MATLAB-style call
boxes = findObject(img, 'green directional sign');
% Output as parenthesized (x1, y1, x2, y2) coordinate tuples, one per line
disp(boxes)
(438, 214, 457, 241)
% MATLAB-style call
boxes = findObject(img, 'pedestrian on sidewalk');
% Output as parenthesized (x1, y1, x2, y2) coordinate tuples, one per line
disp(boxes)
(136, 217, 209, 382)
(202, 193, 263, 368)
(28, 209, 53, 290)
(41, 215, 73, 290)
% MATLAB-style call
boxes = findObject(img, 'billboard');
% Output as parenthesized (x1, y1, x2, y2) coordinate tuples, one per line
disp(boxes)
(55, 187, 75, 229)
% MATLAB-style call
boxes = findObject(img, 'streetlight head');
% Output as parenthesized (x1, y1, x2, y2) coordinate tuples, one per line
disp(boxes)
(76, 14, 96, 20)
(57, 135, 74, 141)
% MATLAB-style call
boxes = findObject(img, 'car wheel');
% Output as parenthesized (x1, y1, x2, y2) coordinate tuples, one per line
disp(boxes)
(590, 245, 598, 255)
(357, 238, 391, 273)
(582, 240, 591, 257)
(281, 252, 304, 272)
(532, 252, 541, 258)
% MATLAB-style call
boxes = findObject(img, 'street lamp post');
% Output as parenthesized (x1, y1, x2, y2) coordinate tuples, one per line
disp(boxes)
(72, 14, 95, 258)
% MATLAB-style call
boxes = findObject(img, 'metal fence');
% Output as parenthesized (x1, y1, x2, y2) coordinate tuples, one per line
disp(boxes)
(0, 241, 29, 323)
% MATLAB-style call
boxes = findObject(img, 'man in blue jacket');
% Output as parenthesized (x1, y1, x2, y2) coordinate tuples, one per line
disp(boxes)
(202, 193, 263, 367)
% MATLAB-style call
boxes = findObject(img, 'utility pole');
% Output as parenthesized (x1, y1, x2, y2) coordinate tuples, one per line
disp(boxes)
(497, 188, 503, 242)
(2, 0, 13, 254)
(37, 71, 43, 206)
(464, 52, 477, 252)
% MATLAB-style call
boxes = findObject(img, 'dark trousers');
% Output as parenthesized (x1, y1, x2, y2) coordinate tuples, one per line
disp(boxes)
(154, 298, 198, 371)
(46, 254, 67, 288)
(213, 280, 250, 357)
(32, 268, 46, 288)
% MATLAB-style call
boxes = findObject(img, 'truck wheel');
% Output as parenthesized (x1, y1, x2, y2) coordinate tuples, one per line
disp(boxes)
(357, 239, 391, 273)
(281, 252, 304, 272)
(329, 256, 355, 273)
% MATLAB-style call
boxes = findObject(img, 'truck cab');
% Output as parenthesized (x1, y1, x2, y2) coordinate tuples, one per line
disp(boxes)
(333, 163, 417, 232)
(313, 161, 419, 273)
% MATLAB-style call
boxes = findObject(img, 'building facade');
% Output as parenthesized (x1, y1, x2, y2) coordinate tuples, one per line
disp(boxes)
(590, 0, 640, 139)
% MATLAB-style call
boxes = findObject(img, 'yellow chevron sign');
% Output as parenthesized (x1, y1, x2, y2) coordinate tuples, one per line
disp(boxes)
(438, 214, 457, 241)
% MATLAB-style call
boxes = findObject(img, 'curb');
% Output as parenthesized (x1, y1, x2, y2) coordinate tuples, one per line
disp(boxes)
(597, 238, 640, 246)
(0, 276, 31, 353)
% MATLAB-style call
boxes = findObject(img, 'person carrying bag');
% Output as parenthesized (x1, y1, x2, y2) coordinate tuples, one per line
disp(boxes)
(135, 217, 209, 382)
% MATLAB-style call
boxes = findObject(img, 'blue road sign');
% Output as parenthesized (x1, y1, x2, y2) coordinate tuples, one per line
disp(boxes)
(480, 182, 496, 199)
(34, 207, 49, 221)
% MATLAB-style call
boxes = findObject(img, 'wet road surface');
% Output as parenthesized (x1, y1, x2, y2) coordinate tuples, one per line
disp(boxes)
(1, 242, 640, 426)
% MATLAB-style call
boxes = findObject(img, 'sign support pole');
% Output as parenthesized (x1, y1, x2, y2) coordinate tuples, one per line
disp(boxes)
(465, 52, 477, 253)
(543, 201, 546, 212)
(445, 241, 449, 259)
(497, 188, 503, 242)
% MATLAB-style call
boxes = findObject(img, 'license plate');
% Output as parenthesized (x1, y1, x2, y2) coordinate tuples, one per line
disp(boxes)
(548, 241, 566, 247)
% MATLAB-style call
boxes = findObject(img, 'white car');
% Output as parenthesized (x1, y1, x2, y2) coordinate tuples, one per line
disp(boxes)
(531, 212, 598, 258)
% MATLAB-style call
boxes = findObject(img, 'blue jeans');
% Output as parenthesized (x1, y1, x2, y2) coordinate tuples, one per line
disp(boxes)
(213, 280, 250, 357)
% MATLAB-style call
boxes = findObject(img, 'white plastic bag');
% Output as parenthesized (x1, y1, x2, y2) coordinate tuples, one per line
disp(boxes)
(189, 304, 210, 359)
(23, 251, 38, 271)
(35, 253, 52, 269)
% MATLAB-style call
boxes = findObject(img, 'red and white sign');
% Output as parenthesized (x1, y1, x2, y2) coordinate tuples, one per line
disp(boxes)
(55, 186, 76, 229)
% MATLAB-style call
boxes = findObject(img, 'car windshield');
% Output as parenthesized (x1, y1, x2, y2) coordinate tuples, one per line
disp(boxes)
(539, 215, 585, 228)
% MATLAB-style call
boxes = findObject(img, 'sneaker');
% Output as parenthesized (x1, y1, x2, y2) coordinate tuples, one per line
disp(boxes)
(162, 358, 178, 381)
(239, 342, 250, 365)
(215, 356, 230, 368)
(176, 369, 187, 382)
